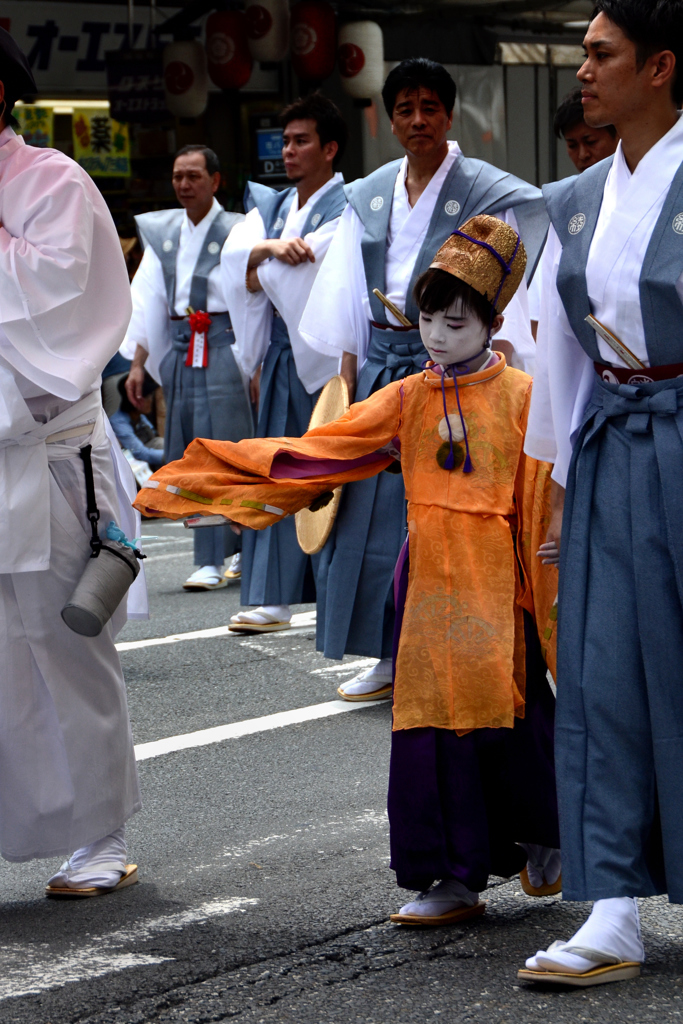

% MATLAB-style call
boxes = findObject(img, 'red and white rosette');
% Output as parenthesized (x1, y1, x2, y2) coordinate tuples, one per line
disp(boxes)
(185, 310, 212, 368)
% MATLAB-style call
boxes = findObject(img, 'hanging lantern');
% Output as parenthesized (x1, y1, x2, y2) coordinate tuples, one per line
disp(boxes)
(206, 11, 253, 90)
(338, 22, 384, 99)
(290, 1, 336, 82)
(163, 42, 208, 118)
(246, 0, 289, 63)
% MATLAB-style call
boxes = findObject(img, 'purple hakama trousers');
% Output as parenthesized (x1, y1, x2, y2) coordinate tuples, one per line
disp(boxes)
(388, 543, 559, 893)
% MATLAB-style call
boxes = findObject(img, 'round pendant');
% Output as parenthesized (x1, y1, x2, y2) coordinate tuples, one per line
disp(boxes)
(438, 413, 467, 443)
(436, 441, 465, 470)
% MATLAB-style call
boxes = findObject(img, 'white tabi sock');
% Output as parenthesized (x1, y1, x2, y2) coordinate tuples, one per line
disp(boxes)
(231, 605, 292, 625)
(339, 658, 393, 696)
(526, 897, 644, 974)
(520, 843, 562, 887)
(47, 827, 127, 890)
(399, 878, 479, 917)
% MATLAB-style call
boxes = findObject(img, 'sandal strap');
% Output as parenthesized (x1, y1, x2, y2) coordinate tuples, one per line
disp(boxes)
(561, 945, 622, 965)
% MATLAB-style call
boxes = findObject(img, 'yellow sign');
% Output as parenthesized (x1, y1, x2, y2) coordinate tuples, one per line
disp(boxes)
(15, 105, 54, 148)
(73, 109, 131, 177)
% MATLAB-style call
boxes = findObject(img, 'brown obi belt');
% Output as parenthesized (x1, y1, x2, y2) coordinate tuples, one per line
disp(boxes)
(370, 320, 419, 332)
(594, 361, 683, 386)
(169, 311, 229, 321)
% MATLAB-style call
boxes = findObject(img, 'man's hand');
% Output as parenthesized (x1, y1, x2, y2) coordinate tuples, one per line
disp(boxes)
(340, 351, 357, 404)
(125, 345, 149, 411)
(246, 266, 262, 293)
(250, 365, 261, 408)
(538, 480, 565, 565)
(247, 237, 315, 269)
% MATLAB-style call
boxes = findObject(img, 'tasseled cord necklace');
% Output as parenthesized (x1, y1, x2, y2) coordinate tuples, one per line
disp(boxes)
(435, 228, 521, 474)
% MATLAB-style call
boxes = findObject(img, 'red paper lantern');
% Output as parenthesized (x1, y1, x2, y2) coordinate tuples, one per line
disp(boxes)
(163, 42, 208, 118)
(206, 11, 253, 90)
(246, 0, 289, 62)
(290, 1, 336, 82)
(338, 22, 384, 99)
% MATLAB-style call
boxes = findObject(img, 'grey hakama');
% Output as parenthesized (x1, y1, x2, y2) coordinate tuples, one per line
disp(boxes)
(557, 377, 683, 901)
(240, 317, 320, 605)
(160, 313, 253, 567)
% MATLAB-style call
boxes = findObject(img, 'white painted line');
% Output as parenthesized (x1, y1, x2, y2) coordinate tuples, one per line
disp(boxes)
(0, 897, 257, 1001)
(135, 698, 386, 761)
(116, 610, 316, 652)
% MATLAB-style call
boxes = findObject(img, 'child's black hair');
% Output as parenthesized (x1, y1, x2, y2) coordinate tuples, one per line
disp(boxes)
(414, 267, 494, 326)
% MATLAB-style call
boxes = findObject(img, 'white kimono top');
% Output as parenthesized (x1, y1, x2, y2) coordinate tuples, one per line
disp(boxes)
(0, 127, 133, 573)
(525, 113, 683, 487)
(299, 142, 536, 374)
(122, 197, 229, 384)
(221, 173, 344, 394)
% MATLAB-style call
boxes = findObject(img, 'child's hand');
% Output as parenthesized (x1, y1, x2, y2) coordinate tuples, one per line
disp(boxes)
(537, 540, 560, 565)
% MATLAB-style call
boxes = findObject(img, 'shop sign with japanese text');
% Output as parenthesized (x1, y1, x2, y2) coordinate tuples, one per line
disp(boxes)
(73, 110, 131, 176)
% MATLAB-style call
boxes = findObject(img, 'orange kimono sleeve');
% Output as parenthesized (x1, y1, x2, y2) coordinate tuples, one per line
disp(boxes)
(513, 389, 559, 677)
(133, 380, 404, 530)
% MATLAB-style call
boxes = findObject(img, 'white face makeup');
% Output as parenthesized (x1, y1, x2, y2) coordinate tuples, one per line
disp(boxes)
(419, 299, 492, 370)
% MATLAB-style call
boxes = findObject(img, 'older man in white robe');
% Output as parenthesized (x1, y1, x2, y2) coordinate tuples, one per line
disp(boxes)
(0, 28, 141, 896)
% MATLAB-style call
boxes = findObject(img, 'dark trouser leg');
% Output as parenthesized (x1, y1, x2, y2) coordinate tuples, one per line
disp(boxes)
(193, 524, 229, 568)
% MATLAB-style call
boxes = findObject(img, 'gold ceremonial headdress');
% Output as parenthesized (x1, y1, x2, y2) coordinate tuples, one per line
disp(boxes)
(430, 214, 527, 313)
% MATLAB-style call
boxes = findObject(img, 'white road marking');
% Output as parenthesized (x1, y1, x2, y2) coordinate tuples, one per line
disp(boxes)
(116, 610, 316, 652)
(135, 698, 387, 762)
(310, 658, 376, 676)
(0, 897, 257, 1001)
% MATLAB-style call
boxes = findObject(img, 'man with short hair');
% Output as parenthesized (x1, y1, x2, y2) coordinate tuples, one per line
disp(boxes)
(124, 145, 252, 591)
(522, 0, 683, 985)
(555, 87, 618, 172)
(528, 89, 619, 333)
(300, 59, 547, 699)
(222, 94, 348, 632)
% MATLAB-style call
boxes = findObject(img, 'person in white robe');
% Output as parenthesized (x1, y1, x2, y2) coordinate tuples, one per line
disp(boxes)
(123, 146, 252, 592)
(0, 28, 142, 895)
(221, 95, 347, 632)
(299, 59, 544, 700)
(521, 1, 683, 986)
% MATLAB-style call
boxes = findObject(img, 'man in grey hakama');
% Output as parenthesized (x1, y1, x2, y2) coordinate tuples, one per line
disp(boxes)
(300, 59, 546, 700)
(125, 146, 252, 591)
(522, 0, 683, 985)
(222, 96, 348, 633)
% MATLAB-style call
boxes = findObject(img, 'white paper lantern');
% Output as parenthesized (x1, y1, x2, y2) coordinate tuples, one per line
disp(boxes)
(337, 21, 383, 99)
(163, 42, 208, 118)
(246, 0, 290, 62)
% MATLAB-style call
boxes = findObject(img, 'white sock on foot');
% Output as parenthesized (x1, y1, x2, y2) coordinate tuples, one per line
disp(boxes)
(47, 827, 127, 890)
(399, 878, 479, 917)
(339, 658, 392, 696)
(520, 843, 562, 887)
(230, 605, 292, 625)
(526, 897, 644, 973)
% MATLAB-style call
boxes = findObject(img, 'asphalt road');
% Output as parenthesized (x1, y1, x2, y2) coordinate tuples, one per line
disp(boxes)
(2, 520, 683, 1024)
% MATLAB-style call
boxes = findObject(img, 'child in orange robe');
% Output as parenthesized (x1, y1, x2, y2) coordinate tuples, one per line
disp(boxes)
(134, 215, 560, 924)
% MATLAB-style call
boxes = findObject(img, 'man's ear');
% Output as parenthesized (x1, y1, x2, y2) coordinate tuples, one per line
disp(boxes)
(211, 171, 221, 194)
(323, 139, 338, 166)
(490, 313, 505, 336)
